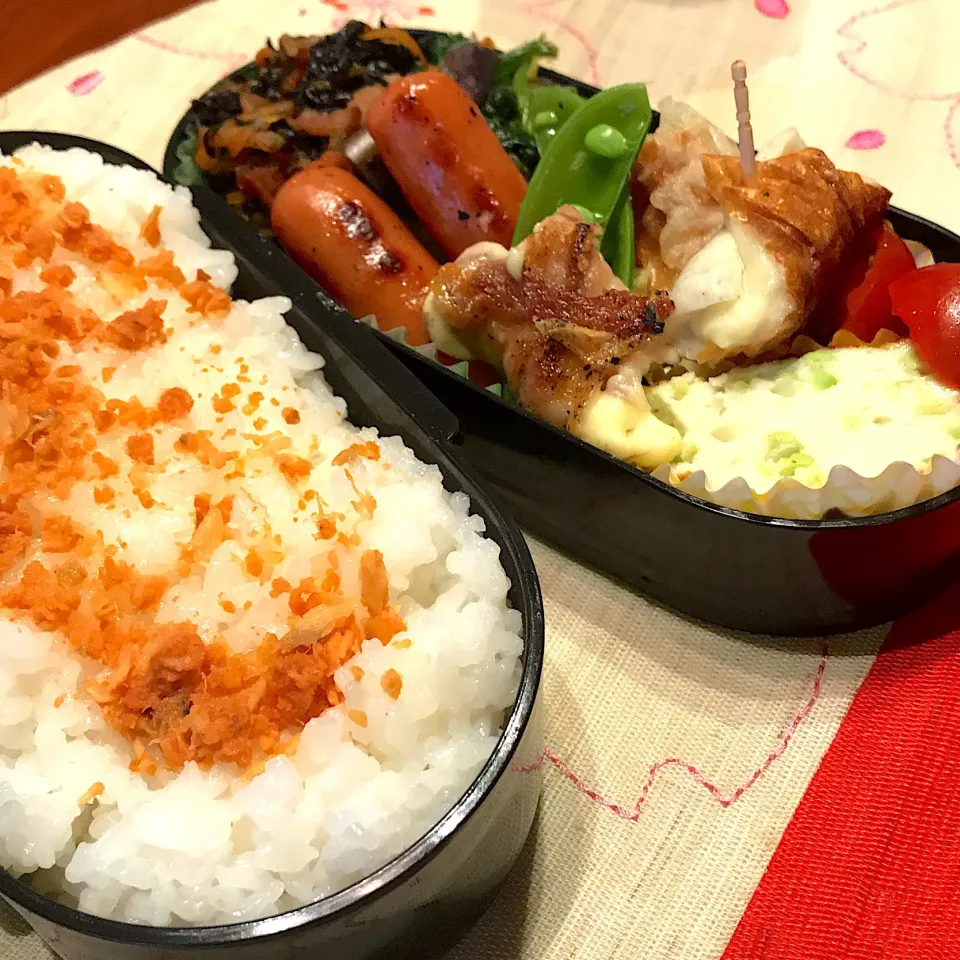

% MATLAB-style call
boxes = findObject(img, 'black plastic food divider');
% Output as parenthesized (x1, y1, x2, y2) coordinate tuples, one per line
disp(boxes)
(0, 129, 543, 960)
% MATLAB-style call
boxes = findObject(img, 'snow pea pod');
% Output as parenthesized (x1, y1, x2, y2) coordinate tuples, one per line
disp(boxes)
(512, 83, 652, 249)
(601, 186, 635, 288)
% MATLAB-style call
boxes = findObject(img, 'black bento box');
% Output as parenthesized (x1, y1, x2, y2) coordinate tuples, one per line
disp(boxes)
(163, 31, 960, 637)
(0, 130, 544, 960)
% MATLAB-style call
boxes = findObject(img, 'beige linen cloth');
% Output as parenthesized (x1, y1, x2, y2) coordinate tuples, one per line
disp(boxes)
(2, 0, 958, 956)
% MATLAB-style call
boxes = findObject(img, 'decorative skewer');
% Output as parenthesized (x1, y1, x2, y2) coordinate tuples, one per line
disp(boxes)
(731, 60, 758, 186)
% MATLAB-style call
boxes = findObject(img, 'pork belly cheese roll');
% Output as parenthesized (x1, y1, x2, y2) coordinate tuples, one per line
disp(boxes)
(424, 207, 683, 468)
(635, 100, 891, 365)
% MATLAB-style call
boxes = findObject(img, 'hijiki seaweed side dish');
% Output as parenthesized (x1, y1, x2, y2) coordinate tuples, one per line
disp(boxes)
(180, 22, 550, 227)
(186, 24, 424, 224)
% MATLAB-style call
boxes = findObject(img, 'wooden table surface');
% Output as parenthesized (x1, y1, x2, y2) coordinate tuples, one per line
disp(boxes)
(0, 0, 202, 93)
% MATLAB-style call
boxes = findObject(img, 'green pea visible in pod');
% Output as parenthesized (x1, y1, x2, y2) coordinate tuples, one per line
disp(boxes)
(528, 86, 587, 152)
(584, 123, 629, 159)
(570, 203, 598, 222)
(533, 109, 560, 129)
(513, 63, 588, 153)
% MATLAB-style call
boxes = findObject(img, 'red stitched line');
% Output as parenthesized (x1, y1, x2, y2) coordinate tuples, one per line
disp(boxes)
(945, 100, 960, 171)
(514, 649, 828, 821)
(837, 0, 960, 101)
(517, 0, 601, 86)
(134, 32, 246, 65)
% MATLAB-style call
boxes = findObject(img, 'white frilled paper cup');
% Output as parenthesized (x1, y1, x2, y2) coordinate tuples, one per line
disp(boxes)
(652, 455, 960, 519)
(641, 333, 960, 519)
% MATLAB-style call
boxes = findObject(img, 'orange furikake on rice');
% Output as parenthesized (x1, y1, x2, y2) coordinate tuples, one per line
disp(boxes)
(0, 162, 405, 772)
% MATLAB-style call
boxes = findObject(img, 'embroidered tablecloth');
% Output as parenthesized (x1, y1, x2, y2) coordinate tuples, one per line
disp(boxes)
(2, 2, 958, 957)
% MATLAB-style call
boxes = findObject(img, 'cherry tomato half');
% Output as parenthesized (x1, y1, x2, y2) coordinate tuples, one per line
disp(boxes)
(840, 223, 915, 341)
(889, 263, 960, 389)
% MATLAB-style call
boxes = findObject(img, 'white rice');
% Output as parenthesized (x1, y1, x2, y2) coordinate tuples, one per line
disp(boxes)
(0, 146, 523, 926)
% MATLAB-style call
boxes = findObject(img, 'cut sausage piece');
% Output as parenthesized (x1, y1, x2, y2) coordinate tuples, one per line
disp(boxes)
(271, 164, 438, 345)
(365, 71, 527, 259)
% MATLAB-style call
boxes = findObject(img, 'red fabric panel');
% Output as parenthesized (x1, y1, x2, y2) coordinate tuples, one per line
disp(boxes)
(722, 583, 960, 959)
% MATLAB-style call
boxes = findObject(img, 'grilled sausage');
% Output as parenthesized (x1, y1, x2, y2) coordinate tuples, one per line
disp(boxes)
(271, 164, 438, 345)
(365, 71, 527, 258)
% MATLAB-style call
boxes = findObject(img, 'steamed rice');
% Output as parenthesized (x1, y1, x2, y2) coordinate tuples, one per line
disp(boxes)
(0, 145, 522, 926)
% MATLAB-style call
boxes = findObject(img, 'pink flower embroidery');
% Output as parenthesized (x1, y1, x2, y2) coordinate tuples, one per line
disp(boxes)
(755, 0, 790, 18)
(846, 129, 887, 150)
(66, 71, 104, 96)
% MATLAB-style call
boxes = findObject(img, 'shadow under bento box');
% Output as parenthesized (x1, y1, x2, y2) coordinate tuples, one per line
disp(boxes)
(0, 131, 544, 960)
(163, 31, 960, 637)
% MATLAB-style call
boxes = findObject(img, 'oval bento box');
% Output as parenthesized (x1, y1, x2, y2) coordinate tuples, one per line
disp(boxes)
(163, 31, 960, 637)
(0, 130, 545, 960)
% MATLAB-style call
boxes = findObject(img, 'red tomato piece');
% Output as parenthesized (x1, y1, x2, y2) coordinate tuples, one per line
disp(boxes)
(435, 350, 503, 388)
(840, 224, 915, 341)
(889, 263, 960, 388)
(805, 240, 872, 344)
(466, 360, 503, 388)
